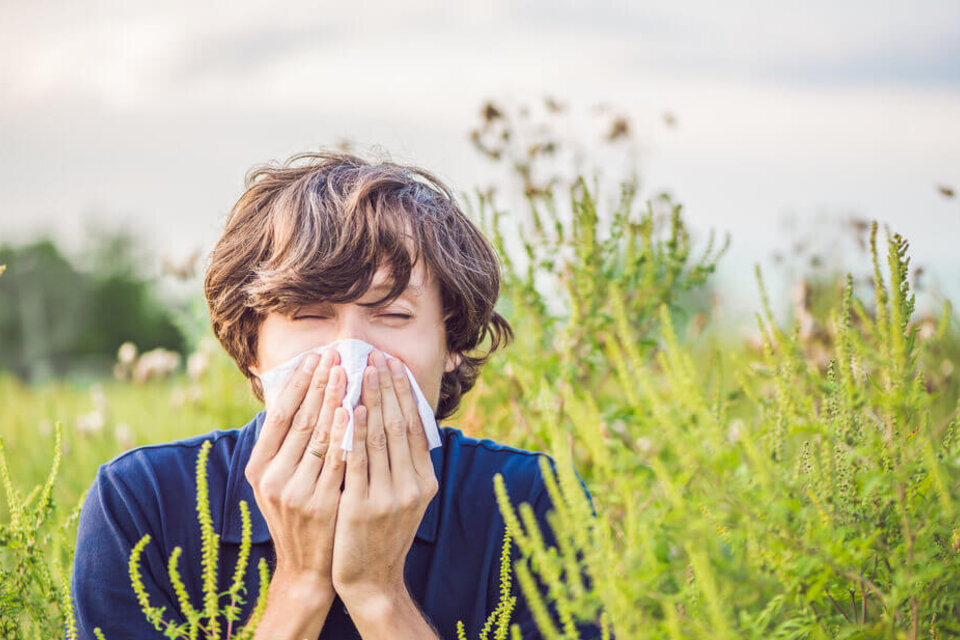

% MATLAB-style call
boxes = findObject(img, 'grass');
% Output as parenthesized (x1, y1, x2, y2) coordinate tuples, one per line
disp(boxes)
(1, 172, 959, 638)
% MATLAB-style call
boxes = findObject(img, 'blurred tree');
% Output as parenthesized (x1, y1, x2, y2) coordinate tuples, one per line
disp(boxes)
(0, 230, 186, 383)
(0, 240, 87, 381)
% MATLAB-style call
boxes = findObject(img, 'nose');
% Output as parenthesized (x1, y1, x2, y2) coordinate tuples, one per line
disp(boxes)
(331, 304, 374, 348)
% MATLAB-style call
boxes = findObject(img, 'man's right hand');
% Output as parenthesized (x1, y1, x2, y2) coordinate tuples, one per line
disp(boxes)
(244, 348, 348, 635)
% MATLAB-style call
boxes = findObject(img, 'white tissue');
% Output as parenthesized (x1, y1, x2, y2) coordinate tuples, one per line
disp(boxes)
(257, 338, 442, 461)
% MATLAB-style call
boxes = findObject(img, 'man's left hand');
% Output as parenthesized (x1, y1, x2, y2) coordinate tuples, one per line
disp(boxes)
(331, 349, 439, 615)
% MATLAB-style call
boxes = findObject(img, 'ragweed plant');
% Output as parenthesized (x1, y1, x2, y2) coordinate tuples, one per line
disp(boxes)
(1, 428, 269, 639)
(4, 106, 960, 639)
(480, 220, 959, 639)
(459, 99, 727, 452)
(456, 521, 521, 640)
(0, 422, 81, 639)
(460, 174, 727, 456)
(112, 439, 270, 640)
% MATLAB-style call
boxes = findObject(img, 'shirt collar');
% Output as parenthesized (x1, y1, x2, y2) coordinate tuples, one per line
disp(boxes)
(221, 410, 444, 545)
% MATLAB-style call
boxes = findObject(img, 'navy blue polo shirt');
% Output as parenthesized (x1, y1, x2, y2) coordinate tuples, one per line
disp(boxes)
(71, 410, 607, 639)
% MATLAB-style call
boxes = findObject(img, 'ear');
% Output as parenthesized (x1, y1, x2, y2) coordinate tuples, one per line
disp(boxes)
(443, 351, 462, 374)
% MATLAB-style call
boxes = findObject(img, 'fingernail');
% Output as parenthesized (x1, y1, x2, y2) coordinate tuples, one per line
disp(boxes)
(321, 349, 334, 366)
(368, 366, 379, 389)
(374, 351, 388, 371)
(302, 354, 319, 372)
(387, 358, 402, 376)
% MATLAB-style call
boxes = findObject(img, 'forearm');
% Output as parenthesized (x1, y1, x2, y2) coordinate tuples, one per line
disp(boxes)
(250, 572, 335, 640)
(347, 588, 441, 640)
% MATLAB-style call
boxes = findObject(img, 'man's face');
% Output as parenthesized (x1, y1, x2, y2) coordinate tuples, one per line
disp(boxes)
(251, 259, 459, 415)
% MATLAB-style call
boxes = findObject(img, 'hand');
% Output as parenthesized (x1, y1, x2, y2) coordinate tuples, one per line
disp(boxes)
(331, 350, 439, 609)
(245, 348, 350, 600)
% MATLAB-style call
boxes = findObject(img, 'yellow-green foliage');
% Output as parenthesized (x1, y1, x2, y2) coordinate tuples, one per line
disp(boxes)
(2, 166, 959, 640)
(0, 429, 269, 639)
(0, 422, 79, 638)
(115, 439, 270, 639)
(457, 522, 519, 640)
(470, 207, 960, 639)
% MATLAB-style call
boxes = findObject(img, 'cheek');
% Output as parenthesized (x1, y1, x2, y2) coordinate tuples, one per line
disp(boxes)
(256, 316, 346, 373)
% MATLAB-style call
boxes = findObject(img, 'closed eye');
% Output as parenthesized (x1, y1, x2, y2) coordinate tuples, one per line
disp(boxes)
(295, 314, 412, 320)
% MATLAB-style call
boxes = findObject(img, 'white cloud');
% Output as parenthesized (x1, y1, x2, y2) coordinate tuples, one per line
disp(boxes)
(1, 0, 958, 319)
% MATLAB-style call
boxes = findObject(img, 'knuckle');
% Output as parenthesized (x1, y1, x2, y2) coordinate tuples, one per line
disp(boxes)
(280, 486, 306, 509)
(290, 412, 313, 433)
(289, 375, 310, 392)
(408, 425, 427, 440)
(398, 488, 420, 508)
(296, 367, 314, 385)
(304, 498, 329, 520)
(265, 409, 291, 428)
(310, 428, 331, 447)
(258, 476, 284, 501)
(386, 417, 406, 435)
(367, 431, 388, 450)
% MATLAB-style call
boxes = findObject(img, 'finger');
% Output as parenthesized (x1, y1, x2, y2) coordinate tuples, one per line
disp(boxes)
(360, 365, 391, 493)
(315, 407, 349, 497)
(250, 353, 320, 465)
(275, 349, 338, 468)
(344, 404, 369, 499)
(387, 356, 434, 480)
(372, 350, 416, 489)
(290, 362, 341, 486)
(309, 357, 346, 461)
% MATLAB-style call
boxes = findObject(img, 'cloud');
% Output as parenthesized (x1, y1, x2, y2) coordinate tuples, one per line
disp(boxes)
(3, 0, 959, 115)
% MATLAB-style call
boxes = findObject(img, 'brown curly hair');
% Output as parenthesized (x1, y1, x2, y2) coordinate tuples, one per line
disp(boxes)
(202, 149, 513, 421)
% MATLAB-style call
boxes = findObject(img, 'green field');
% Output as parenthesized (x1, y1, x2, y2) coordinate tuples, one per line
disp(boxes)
(2, 174, 959, 639)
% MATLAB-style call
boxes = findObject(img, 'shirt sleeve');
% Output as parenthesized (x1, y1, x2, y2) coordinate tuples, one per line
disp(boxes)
(70, 461, 187, 639)
(504, 455, 611, 640)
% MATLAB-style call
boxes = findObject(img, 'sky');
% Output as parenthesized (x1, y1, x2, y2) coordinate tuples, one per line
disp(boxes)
(1, 0, 958, 324)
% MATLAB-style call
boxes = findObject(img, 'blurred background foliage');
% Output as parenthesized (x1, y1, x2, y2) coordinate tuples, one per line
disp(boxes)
(0, 228, 188, 384)
(1, 97, 958, 638)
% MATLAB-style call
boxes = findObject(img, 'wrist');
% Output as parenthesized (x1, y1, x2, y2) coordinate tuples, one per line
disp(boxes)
(271, 568, 335, 608)
(251, 570, 336, 640)
(341, 585, 441, 640)
(340, 583, 409, 620)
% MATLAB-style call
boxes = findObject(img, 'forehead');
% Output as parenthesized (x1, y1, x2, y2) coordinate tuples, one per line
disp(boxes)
(371, 261, 425, 290)
(300, 259, 433, 309)
(368, 259, 431, 294)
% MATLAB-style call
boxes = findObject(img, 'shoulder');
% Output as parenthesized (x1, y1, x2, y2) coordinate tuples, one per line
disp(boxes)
(437, 426, 596, 516)
(86, 427, 244, 541)
(96, 427, 241, 492)
(437, 426, 559, 506)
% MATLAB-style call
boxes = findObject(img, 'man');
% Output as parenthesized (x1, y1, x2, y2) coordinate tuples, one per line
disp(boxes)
(71, 150, 604, 638)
